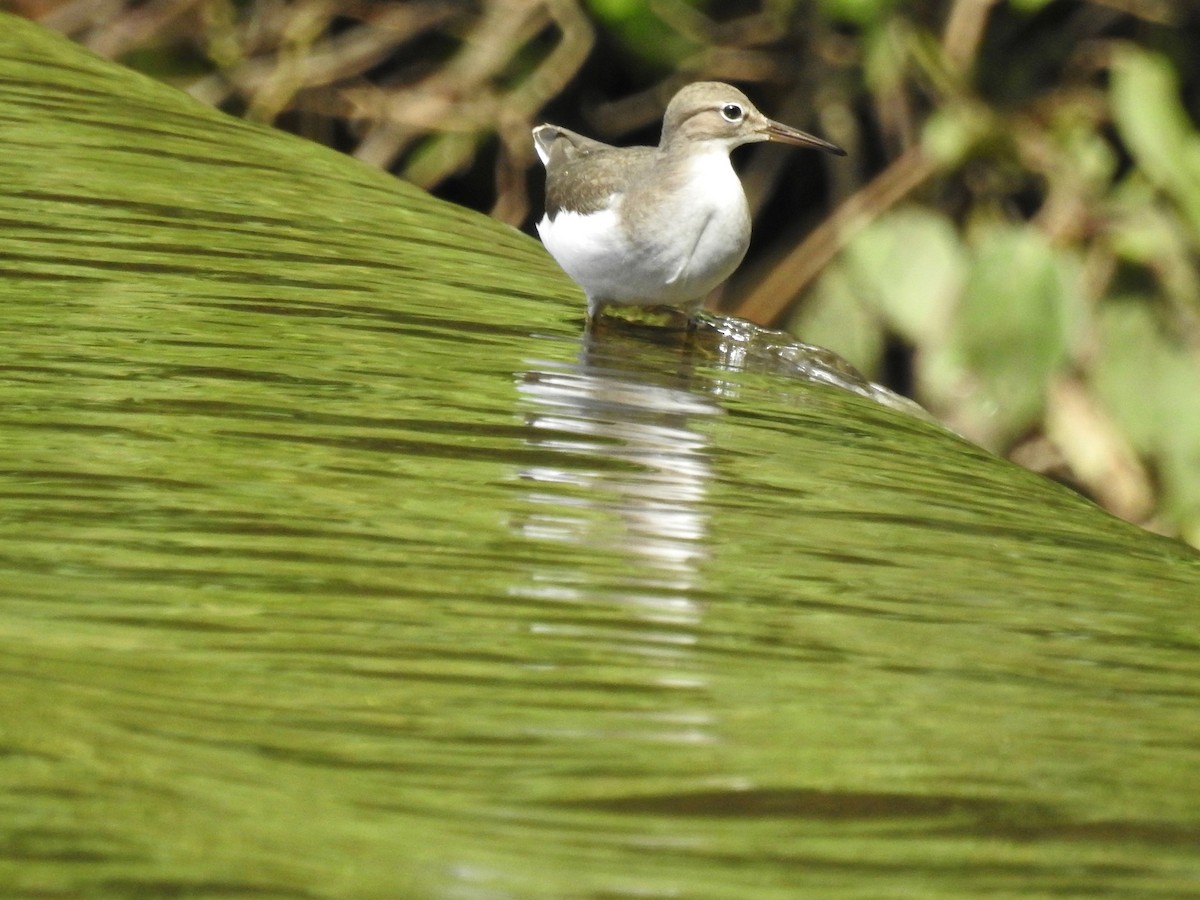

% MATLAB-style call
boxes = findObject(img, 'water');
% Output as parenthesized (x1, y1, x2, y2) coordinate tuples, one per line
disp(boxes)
(2, 16, 1200, 898)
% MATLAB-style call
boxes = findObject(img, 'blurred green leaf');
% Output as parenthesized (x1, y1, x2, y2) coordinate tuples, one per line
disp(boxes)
(842, 206, 966, 345)
(1109, 178, 1200, 318)
(924, 223, 1081, 446)
(1094, 298, 1178, 450)
(588, 0, 642, 18)
(1109, 177, 1175, 264)
(1053, 106, 1118, 191)
(816, 0, 901, 28)
(584, 0, 696, 69)
(1110, 46, 1200, 235)
(1093, 299, 1200, 537)
(789, 262, 886, 378)
(921, 102, 995, 168)
(1008, 0, 1056, 12)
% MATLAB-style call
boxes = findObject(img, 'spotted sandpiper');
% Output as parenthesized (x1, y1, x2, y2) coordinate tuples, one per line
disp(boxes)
(533, 82, 845, 322)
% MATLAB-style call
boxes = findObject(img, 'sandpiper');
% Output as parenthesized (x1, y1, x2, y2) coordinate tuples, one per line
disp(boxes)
(533, 82, 845, 322)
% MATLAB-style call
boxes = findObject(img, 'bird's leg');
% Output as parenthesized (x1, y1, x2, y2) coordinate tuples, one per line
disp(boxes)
(586, 295, 606, 323)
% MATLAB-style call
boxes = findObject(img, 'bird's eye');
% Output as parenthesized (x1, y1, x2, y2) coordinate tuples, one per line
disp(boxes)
(721, 103, 744, 122)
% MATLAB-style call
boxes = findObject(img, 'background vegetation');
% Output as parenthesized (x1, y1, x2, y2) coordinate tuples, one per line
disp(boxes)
(8, 0, 1200, 548)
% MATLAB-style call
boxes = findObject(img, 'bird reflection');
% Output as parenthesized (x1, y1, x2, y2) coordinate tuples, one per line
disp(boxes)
(503, 315, 919, 755)
(513, 322, 720, 593)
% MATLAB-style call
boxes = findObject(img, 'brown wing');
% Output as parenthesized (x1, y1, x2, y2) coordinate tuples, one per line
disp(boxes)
(533, 125, 656, 220)
(532, 125, 614, 164)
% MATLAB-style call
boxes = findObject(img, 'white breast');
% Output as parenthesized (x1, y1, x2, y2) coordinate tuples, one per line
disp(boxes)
(664, 151, 751, 293)
(537, 150, 751, 309)
(537, 206, 633, 301)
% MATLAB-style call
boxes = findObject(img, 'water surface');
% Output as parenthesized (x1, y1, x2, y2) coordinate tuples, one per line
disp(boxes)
(2, 17, 1199, 899)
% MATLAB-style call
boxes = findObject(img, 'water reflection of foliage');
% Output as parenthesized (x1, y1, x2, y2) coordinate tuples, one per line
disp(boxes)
(15, 0, 1200, 546)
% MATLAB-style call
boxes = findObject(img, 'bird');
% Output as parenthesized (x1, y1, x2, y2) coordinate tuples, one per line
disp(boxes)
(532, 81, 845, 322)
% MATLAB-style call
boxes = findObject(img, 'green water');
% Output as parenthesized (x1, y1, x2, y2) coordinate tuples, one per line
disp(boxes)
(2, 16, 1199, 899)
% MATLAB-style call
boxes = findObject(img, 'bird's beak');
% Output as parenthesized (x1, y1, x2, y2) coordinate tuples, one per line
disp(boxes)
(765, 119, 846, 156)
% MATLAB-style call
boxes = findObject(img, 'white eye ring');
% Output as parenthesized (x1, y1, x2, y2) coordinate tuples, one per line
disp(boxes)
(721, 103, 744, 122)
